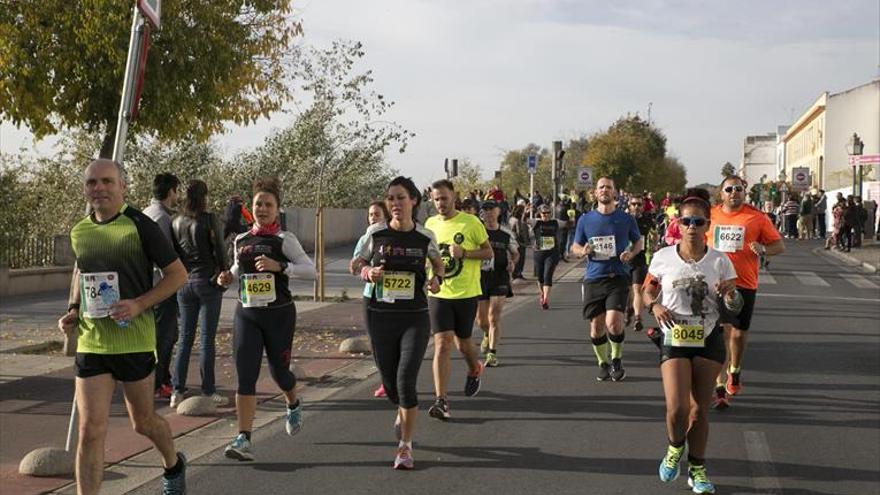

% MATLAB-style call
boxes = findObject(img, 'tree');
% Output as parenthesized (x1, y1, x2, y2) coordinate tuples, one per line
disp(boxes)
(721, 162, 736, 178)
(497, 144, 552, 200)
(581, 115, 677, 195)
(451, 159, 488, 195)
(0, 0, 302, 157)
(242, 40, 410, 208)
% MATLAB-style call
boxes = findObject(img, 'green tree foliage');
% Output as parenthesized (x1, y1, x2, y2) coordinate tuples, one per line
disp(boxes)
(721, 161, 737, 178)
(243, 40, 409, 208)
(451, 159, 488, 196)
(497, 144, 552, 199)
(581, 115, 685, 195)
(0, 0, 301, 156)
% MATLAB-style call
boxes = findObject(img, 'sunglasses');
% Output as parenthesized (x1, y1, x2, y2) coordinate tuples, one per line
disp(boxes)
(723, 185, 745, 193)
(679, 216, 708, 227)
(629, 202, 643, 207)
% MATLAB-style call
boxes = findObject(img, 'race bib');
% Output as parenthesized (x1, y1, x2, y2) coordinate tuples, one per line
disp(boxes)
(240, 273, 276, 308)
(380, 271, 415, 302)
(714, 225, 745, 253)
(540, 236, 555, 250)
(590, 235, 616, 260)
(663, 319, 706, 348)
(80, 272, 120, 318)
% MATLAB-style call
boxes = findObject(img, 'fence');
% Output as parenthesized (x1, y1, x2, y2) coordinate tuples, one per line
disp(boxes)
(0, 236, 57, 269)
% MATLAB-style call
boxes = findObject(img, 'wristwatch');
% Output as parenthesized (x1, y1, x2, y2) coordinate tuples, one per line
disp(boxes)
(279, 261, 289, 273)
(647, 301, 658, 313)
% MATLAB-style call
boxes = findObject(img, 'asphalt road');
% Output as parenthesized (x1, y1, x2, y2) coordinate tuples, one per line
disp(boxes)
(132, 240, 880, 495)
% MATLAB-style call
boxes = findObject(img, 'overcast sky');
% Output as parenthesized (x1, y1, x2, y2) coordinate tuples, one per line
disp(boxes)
(2, 0, 878, 189)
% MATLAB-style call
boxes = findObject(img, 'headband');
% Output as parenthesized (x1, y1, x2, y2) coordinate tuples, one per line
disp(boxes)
(682, 196, 710, 206)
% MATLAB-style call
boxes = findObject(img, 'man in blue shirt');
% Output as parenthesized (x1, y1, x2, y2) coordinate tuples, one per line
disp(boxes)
(572, 177, 643, 382)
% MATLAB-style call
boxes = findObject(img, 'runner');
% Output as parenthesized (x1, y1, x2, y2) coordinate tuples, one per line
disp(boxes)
(217, 177, 316, 461)
(57, 159, 188, 495)
(351, 176, 444, 469)
(350, 200, 391, 399)
(572, 177, 642, 382)
(707, 175, 784, 408)
(476, 200, 519, 367)
(532, 203, 565, 309)
(425, 179, 493, 420)
(644, 188, 741, 494)
(626, 195, 656, 332)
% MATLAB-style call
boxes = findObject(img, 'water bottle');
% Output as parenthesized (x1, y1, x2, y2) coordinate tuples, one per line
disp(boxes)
(724, 289, 744, 314)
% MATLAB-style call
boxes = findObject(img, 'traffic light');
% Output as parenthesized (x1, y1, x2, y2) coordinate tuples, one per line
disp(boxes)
(444, 158, 459, 179)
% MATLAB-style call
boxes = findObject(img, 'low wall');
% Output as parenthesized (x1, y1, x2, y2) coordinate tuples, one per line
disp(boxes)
(0, 209, 368, 297)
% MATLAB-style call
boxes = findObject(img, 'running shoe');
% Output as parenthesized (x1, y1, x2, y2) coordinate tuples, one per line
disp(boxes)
(712, 386, 730, 410)
(155, 384, 173, 400)
(224, 434, 254, 461)
(285, 399, 303, 435)
(161, 452, 187, 495)
(480, 335, 490, 355)
(726, 371, 742, 396)
(393, 445, 414, 470)
(485, 351, 499, 367)
(610, 358, 626, 382)
(374, 384, 387, 398)
(633, 317, 644, 332)
(687, 464, 716, 494)
(542, 300, 550, 310)
(428, 397, 451, 420)
(208, 393, 229, 407)
(464, 362, 484, 397)
(597, 362, 611, 381)
(169, 391, 185, 409)
(658, 444, 684, 482)
(538, 293, 545, 309)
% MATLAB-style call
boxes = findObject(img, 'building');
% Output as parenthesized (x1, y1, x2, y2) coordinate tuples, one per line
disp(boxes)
(738, 133, 777, 187)
(783, 80, 880, 199)
(775, 125, 790, 180)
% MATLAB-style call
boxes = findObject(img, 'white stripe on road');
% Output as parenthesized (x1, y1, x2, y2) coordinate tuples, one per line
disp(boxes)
(843, 273, 880, 289)
(791, 271, 830, 287)
(761, 292, 880, 303)
(758, 272, 777, 285)
(744, 430, 782, 494)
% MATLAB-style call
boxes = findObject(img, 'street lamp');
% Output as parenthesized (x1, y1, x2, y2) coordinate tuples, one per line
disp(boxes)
(847, 133, 864, 196)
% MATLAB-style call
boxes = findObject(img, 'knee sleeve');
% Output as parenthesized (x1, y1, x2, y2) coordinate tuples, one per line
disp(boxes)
(608, 332, 625, 343)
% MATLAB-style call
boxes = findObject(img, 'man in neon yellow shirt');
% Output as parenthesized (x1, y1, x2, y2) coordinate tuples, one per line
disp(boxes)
(425, 180, 493, 420)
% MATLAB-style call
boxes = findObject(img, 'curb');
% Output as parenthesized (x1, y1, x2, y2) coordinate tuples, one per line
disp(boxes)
(812, 246, 878, 273)
(0, 341, 60, 355)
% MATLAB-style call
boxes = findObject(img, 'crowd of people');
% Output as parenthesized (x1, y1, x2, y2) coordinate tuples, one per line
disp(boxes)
(773, 189, 875, 251)
(60, 160, 814, 494)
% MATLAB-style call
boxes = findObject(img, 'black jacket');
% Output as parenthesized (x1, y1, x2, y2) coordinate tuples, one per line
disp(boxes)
(172, 212, 227, 281)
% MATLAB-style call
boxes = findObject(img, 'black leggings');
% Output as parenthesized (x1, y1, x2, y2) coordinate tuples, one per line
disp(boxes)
(533, 249, 560, 286)
(367, 309, 430, 409)
(233, 303, 297, 395)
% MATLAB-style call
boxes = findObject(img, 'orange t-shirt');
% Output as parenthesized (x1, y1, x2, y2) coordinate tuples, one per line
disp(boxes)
(707, 204, 782, 290)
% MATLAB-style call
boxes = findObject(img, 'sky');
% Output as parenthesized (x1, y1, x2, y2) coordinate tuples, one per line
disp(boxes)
(1, 0, 878, 189)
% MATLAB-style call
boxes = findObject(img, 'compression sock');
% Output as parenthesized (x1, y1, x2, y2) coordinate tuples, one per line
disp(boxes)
(609, 332, 625, 360)
(591, 335, 609, 365)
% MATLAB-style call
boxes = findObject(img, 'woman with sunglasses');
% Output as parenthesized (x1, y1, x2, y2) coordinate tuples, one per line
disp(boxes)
(643, 188, 740, 494)
(531, 203, 565, 309)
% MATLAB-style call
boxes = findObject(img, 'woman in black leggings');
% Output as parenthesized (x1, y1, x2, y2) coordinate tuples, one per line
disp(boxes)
(532, 204, 564, 309)
(217, 177, 315, 461)
(352, 176, 444, 470)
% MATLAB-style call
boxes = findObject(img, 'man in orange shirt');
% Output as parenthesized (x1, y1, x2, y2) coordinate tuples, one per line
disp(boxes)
(708, 175, 785, 409)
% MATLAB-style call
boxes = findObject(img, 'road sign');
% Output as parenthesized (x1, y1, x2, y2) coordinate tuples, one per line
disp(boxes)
(527, 155, 537, 175)
(792, 167, 810, 190)
(137, 0, 161, 29)
(577, 167, 593, 187)
(850, 154, 880, 166)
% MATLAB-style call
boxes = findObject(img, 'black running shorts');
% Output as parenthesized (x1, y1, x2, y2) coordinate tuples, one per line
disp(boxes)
(660, 326, 726, 365)
(75, 352, 156, 382)
(718, 287, 757, 331)
(429, 296, 479, 339)
(582, 276, 630, 320)
(479, 270, 513, 300)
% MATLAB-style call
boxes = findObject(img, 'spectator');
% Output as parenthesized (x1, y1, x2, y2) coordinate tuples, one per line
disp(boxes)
(828, 196, 846, 250)
(509, 203, 530, 279)
(798, 192, 814, 240)
(814, 189, 828, 239)
(854, 196, 867, 247)
(783, 195, 799, 239)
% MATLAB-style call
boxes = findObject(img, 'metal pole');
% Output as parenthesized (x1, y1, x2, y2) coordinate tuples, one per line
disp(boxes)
(529, 172, 534, 220)
(319, 207, 325, 301)
(112, 7, 145, 165)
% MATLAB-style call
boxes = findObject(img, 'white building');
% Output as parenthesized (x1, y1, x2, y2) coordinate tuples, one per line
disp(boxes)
(775, 125, 790, 181)
(739, 133, 777, 187)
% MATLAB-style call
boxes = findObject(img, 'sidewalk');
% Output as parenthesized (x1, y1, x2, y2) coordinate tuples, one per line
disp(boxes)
(0, 251, 583, 495)
(819, 237, 879, 273)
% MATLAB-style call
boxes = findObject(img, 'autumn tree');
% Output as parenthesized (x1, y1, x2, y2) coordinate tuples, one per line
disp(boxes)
(721, 162, 737, 178)
(0, 0, 301, 157)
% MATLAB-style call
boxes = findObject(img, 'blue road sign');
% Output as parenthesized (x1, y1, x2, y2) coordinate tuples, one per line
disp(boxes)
(527, 155, 537, 174)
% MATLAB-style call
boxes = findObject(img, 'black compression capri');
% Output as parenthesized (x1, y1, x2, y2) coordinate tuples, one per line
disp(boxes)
(367, 309, 430, 409)
(233, 303, 297, 395)
(533, 249, 560, 286)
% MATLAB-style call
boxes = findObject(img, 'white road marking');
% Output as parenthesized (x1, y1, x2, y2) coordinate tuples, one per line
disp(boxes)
(791, 271, 830, 287)
(744, 430, 782, 494)
(759, 272, 777, 285)
(843, 273, 880, 289)
(761, 292, 880, 303)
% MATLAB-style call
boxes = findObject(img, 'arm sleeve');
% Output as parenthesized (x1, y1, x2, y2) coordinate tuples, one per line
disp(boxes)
(282, 233, 316, 280)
